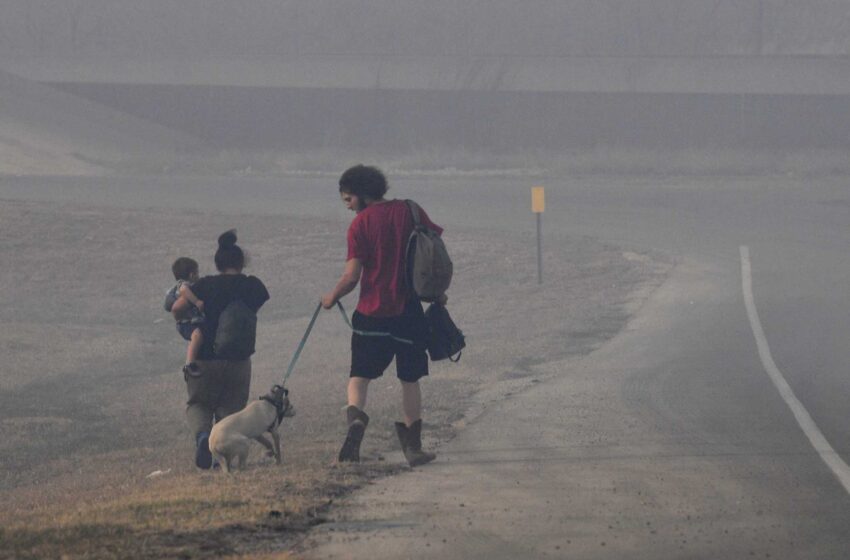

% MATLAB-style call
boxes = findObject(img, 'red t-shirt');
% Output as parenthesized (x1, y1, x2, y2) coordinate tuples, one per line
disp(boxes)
(347, 199, 443, 317)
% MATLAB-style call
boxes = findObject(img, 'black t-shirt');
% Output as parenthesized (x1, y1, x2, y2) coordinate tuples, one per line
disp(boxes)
(191, 273, 270, 360)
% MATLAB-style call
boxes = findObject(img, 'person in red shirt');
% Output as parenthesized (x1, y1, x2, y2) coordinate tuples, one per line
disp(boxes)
(322, 165, 442, 466)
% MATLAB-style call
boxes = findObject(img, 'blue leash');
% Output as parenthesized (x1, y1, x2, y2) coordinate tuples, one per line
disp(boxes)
(281, 302, 322, 386)
(281, 301, 413, 387)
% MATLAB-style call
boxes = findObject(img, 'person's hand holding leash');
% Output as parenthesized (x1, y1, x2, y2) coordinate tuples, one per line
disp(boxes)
(321, 293, 337, 309)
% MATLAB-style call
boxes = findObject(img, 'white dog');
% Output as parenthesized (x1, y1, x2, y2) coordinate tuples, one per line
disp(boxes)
(208, 384, 294, 473)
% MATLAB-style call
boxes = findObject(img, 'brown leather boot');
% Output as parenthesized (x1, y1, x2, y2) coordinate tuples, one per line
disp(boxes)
(338, 406, 369, 463)
(395, 419, 436, 467)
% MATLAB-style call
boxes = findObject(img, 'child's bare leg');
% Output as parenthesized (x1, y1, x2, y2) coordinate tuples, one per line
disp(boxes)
(186, 328, 203, 365)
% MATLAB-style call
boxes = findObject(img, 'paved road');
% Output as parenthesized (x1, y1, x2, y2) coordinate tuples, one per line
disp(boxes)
(299, 174, 850, 558)
(4, 173, 850, 557)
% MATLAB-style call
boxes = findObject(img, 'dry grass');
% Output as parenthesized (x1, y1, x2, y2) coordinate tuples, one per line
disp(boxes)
(2, 457, 399, 559)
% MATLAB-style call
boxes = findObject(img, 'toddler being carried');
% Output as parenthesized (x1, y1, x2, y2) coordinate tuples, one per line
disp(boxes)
(164, 257, 205, 376)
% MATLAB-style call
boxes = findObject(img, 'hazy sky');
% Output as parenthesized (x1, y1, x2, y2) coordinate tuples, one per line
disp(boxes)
(2, 1, 849, 59)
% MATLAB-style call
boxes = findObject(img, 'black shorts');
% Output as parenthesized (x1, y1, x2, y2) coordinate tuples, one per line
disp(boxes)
(350, 299, 429, 382)
(176, 321, 201, 342)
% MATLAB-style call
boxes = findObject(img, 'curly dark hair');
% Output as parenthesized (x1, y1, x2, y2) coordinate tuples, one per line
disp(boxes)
(338, 165, 388, 201)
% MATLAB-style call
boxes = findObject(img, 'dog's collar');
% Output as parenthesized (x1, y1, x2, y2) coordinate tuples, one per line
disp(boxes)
(259, 394, 283, 409)
(259, 395, 289, 431)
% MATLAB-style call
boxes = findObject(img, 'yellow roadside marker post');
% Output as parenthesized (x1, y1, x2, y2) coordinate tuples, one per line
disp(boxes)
(532, 186, 545, 284)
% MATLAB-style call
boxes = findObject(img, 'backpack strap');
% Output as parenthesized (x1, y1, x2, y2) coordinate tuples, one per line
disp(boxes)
(229, 274, 249, 308)
(403, 200, 418, 293)
(405, 199, 424, 230)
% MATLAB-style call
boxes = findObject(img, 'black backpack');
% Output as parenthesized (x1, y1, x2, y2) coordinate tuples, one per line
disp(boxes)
(213, 299, 257, 360)
(424, 303, 465, 362)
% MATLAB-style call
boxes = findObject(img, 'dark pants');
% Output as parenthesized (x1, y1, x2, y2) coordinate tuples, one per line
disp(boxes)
(185, 359, 251, 437)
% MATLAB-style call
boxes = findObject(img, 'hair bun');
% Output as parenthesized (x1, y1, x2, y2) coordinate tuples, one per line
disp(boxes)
(218, 229, 238, 249)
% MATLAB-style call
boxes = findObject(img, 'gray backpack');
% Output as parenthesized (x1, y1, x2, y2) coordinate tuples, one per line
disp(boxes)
(404, 200, 452, 302)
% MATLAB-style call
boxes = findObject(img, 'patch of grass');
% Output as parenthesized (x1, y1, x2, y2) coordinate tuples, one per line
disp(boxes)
(2, 461, 399, 559)
(2, 524, 154, 560)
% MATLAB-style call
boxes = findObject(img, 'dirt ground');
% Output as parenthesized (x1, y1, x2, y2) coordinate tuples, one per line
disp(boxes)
(0, 195, 669, 558)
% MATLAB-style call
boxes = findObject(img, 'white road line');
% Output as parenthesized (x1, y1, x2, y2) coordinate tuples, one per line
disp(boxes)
(740, 245, 850, 494)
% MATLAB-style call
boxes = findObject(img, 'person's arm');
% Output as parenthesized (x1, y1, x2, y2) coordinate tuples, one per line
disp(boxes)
(171, 295, 192, 319)
(321, 258, 362, 309)
(173, 279, 205, 319)
(164, 288, 178, 312)
(244, 276, 270, 312)
(179, 283, 204, 311)
(417, 205, 444, 236)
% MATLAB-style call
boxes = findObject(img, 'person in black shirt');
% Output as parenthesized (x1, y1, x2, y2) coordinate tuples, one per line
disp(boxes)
(172, 230, 269, 469)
